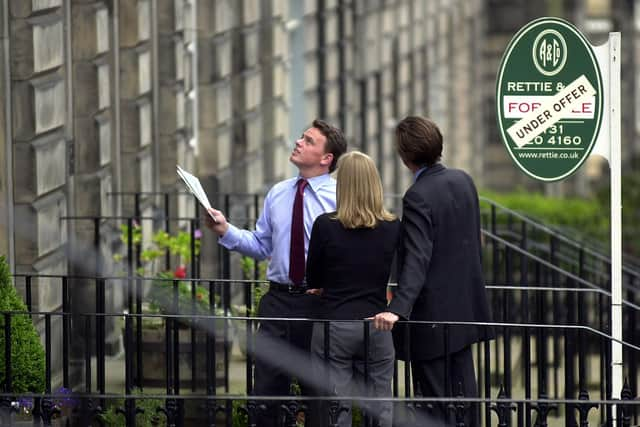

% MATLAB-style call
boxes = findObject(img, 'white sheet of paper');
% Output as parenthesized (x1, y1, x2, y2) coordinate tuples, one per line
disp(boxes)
(176, 165, 218, 222)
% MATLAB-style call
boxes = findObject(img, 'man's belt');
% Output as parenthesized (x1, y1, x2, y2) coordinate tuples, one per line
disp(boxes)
(269, 281, 308, 295)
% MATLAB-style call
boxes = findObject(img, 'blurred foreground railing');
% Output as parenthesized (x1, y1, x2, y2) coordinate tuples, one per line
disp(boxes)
(1, 294, 639, 426)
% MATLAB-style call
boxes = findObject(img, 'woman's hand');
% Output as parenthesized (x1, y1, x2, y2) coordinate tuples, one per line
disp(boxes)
(305, 288, 323, 296)
(367, 311, 399, 331)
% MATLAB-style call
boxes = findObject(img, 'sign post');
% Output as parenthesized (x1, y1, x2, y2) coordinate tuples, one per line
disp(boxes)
(607, 31, 623, 405)
(496, 17, 623, 419)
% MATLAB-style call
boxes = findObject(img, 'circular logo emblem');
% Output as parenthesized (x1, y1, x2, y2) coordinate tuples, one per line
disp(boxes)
(532, 29, 567, 76)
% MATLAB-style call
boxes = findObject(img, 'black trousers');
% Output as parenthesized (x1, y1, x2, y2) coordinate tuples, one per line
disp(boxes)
(409, 346, 479, 427)
(253, 289, 317, 427)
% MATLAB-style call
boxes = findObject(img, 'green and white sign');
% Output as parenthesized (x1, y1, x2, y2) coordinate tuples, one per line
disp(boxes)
(496, 17, 604, 181)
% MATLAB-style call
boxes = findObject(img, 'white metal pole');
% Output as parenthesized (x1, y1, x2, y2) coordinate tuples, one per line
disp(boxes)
(609, 31, 623, 406)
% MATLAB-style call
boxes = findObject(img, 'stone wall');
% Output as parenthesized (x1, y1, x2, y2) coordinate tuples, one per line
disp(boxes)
(0, 0, 562, 277)
(4, 0, 70, 386)
(347, 0, 486, 208)
(2, 0, 637, 273)
(10, 0, 68, 276)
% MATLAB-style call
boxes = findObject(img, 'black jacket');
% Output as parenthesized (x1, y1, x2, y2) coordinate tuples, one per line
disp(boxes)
(388, 163, 493, 361)
(306, 213, 401, 320)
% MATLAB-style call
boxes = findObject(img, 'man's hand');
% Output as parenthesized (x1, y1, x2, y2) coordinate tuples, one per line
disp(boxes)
(204, 208, 229, 236)
(368, 311, 400, 331)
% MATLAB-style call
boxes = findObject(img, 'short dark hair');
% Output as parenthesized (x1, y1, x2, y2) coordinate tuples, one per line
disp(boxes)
(313, 119, 347, 172)
(395, 116, 443, 167)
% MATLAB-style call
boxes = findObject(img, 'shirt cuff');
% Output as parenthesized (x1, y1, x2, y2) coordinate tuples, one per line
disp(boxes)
(218, 223, 241, 249)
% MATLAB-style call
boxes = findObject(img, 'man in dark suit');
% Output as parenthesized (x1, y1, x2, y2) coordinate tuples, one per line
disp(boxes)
(371, 116, 493, 426)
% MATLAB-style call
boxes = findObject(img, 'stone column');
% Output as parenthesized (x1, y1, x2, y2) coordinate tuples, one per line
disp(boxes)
(8, 0, 70, 386)
(70, 0, 115, 257)
(157, 0, 196, 231)
(612, 0, 635, 161)
(239, 0, 263, 193)
(353, 0, 382, 163)
(119, 0, 155, 217)
(0, 0, 14, 267)
(468, 0, 486, 183)
(448, 1, 471, 171)
(69, 0, 121, 358)
(196, 0, 233, 279)
(262, 0, 290, 183)
(10, 0, 68, 275)
(196, 0, 234, 191)
(482, 0, 548, 192)
(228, 0, 246, 194)
(378, 1, 398, 195)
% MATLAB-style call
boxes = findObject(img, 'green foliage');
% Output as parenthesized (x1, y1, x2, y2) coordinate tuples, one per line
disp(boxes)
(231, 400, 248, 427)
(596, 172, 640, 256)
(352, 404, 363, 426)
(239, 256, 267, 281)
(148, 272, 211, 314)
(482, 176, 640, 258)
(150, 229, 200, 262)
(119, 223, 143, 246)
(480, 189, 609, 243)
(239, 257, 268, 317)
(118, 224, 201, 264)
(114, 224, 209, 314)
(99, 395, 167, 426)
(0, 256, 45, 393)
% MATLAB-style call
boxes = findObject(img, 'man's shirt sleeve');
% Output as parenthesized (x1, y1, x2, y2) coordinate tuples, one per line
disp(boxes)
(218, 191, 274, 260)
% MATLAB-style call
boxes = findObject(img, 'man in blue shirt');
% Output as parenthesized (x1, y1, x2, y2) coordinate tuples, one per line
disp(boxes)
(205, 119, 347, 426)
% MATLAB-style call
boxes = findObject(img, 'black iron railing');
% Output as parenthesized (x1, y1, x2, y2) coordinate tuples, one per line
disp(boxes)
(479, 197, 640, 294)
(11, 270, 640, 391)
(5, 190, 637, 426)
(1, 305, 639, 426)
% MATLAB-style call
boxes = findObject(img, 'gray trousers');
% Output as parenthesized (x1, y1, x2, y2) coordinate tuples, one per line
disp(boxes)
(310, 321, 395, 427)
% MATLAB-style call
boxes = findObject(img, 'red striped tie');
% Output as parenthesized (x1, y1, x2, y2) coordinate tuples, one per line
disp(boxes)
(289, 179, 308, 285)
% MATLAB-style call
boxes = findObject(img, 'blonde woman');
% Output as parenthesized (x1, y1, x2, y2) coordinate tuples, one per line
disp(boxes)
(306, 151, 400, 427)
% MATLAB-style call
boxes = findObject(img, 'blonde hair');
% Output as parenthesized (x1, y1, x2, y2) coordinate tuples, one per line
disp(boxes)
(335, 151, 396, 228)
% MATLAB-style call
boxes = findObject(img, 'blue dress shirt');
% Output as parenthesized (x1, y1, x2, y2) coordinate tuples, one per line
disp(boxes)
(219, 173, 337, 284)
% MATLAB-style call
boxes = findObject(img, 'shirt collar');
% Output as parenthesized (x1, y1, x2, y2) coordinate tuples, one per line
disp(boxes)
(414, 166, 428, 182)
(294, 173, 332, 192)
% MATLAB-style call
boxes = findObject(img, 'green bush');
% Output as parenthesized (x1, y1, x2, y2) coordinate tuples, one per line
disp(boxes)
(596, 173, 640, 257)
(0, 255, 46, 393)
(114, 223, 210, 315)
(480, 189, 609, 244)
(99, 396, 166, 426)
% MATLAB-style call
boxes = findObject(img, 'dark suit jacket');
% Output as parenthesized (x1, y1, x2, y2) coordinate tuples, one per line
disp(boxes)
(389, 163, 493, 361)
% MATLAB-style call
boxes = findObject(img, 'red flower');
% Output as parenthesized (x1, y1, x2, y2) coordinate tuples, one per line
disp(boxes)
(173, 265, 187, 279)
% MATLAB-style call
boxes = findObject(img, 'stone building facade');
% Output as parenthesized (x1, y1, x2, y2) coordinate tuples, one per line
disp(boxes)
(0, 0, 638, 385)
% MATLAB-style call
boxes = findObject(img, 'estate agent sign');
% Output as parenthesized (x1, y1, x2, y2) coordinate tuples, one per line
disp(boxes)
(497, 17, 625, 406)
(496, 17, 604, 181)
